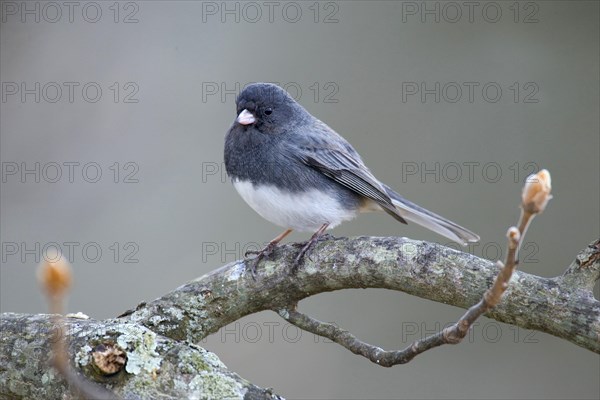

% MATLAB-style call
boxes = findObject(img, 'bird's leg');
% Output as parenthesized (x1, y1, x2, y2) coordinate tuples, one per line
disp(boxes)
(245, 228, 293, 257)
(245, 229, 293, 276)
(293, 223, 330, 271)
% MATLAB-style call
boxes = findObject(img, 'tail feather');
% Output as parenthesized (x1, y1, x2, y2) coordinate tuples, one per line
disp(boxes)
(383, 185, 480, 245)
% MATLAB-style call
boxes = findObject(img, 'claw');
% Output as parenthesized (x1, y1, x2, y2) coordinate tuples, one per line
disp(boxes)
(244, 243, 274, 279)
(292, 223, 329, 272)
(245, 243, 274, 258)
(243, 229, 293, 277)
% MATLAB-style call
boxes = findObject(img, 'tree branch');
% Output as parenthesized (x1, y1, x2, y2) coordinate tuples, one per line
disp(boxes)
(2, 236, 598, 398)
(0, 312, 280, 399)
(122, 236, 600, 353)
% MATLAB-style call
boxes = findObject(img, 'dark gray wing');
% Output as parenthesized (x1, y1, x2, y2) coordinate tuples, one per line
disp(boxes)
(289, 122, 407, 224)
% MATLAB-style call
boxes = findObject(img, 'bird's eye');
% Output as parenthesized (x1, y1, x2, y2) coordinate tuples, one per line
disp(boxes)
(264, 108, 273, 116)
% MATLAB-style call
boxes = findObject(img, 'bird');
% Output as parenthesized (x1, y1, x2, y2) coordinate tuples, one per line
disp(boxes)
(224, 83, 479, 273)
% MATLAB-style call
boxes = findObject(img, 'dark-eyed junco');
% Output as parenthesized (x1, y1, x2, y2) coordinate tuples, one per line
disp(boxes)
(224, 83, 479, 271)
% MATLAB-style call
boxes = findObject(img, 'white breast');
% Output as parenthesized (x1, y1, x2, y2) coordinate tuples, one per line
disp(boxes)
(233, 180, 358, 232)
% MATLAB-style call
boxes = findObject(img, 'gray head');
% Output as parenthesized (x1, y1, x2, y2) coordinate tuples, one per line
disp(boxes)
(234, 83, 310, 134)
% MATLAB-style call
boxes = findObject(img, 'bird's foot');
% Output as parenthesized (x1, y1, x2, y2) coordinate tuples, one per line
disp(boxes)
(291, 233, 335, 249)
(292, 239, 317, 271)
(244, 241, 277, 258)
(292, 223, 330, 272)
(244, 241, 278, 278)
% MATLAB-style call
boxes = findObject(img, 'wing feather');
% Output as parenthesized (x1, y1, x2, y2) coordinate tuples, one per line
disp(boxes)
(288, 123, 406, 223)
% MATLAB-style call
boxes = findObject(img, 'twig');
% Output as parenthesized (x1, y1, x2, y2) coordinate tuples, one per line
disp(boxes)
(38, 257, 119, 400)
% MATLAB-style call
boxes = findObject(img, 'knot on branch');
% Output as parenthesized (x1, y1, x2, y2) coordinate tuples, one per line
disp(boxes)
(91, 343, 127, 376)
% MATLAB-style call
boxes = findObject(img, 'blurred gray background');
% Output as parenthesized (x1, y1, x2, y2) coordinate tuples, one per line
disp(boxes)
(1, 1, 598, 399)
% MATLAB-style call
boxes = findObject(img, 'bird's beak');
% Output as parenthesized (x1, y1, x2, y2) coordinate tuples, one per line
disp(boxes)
(236, 109, 256, 125)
